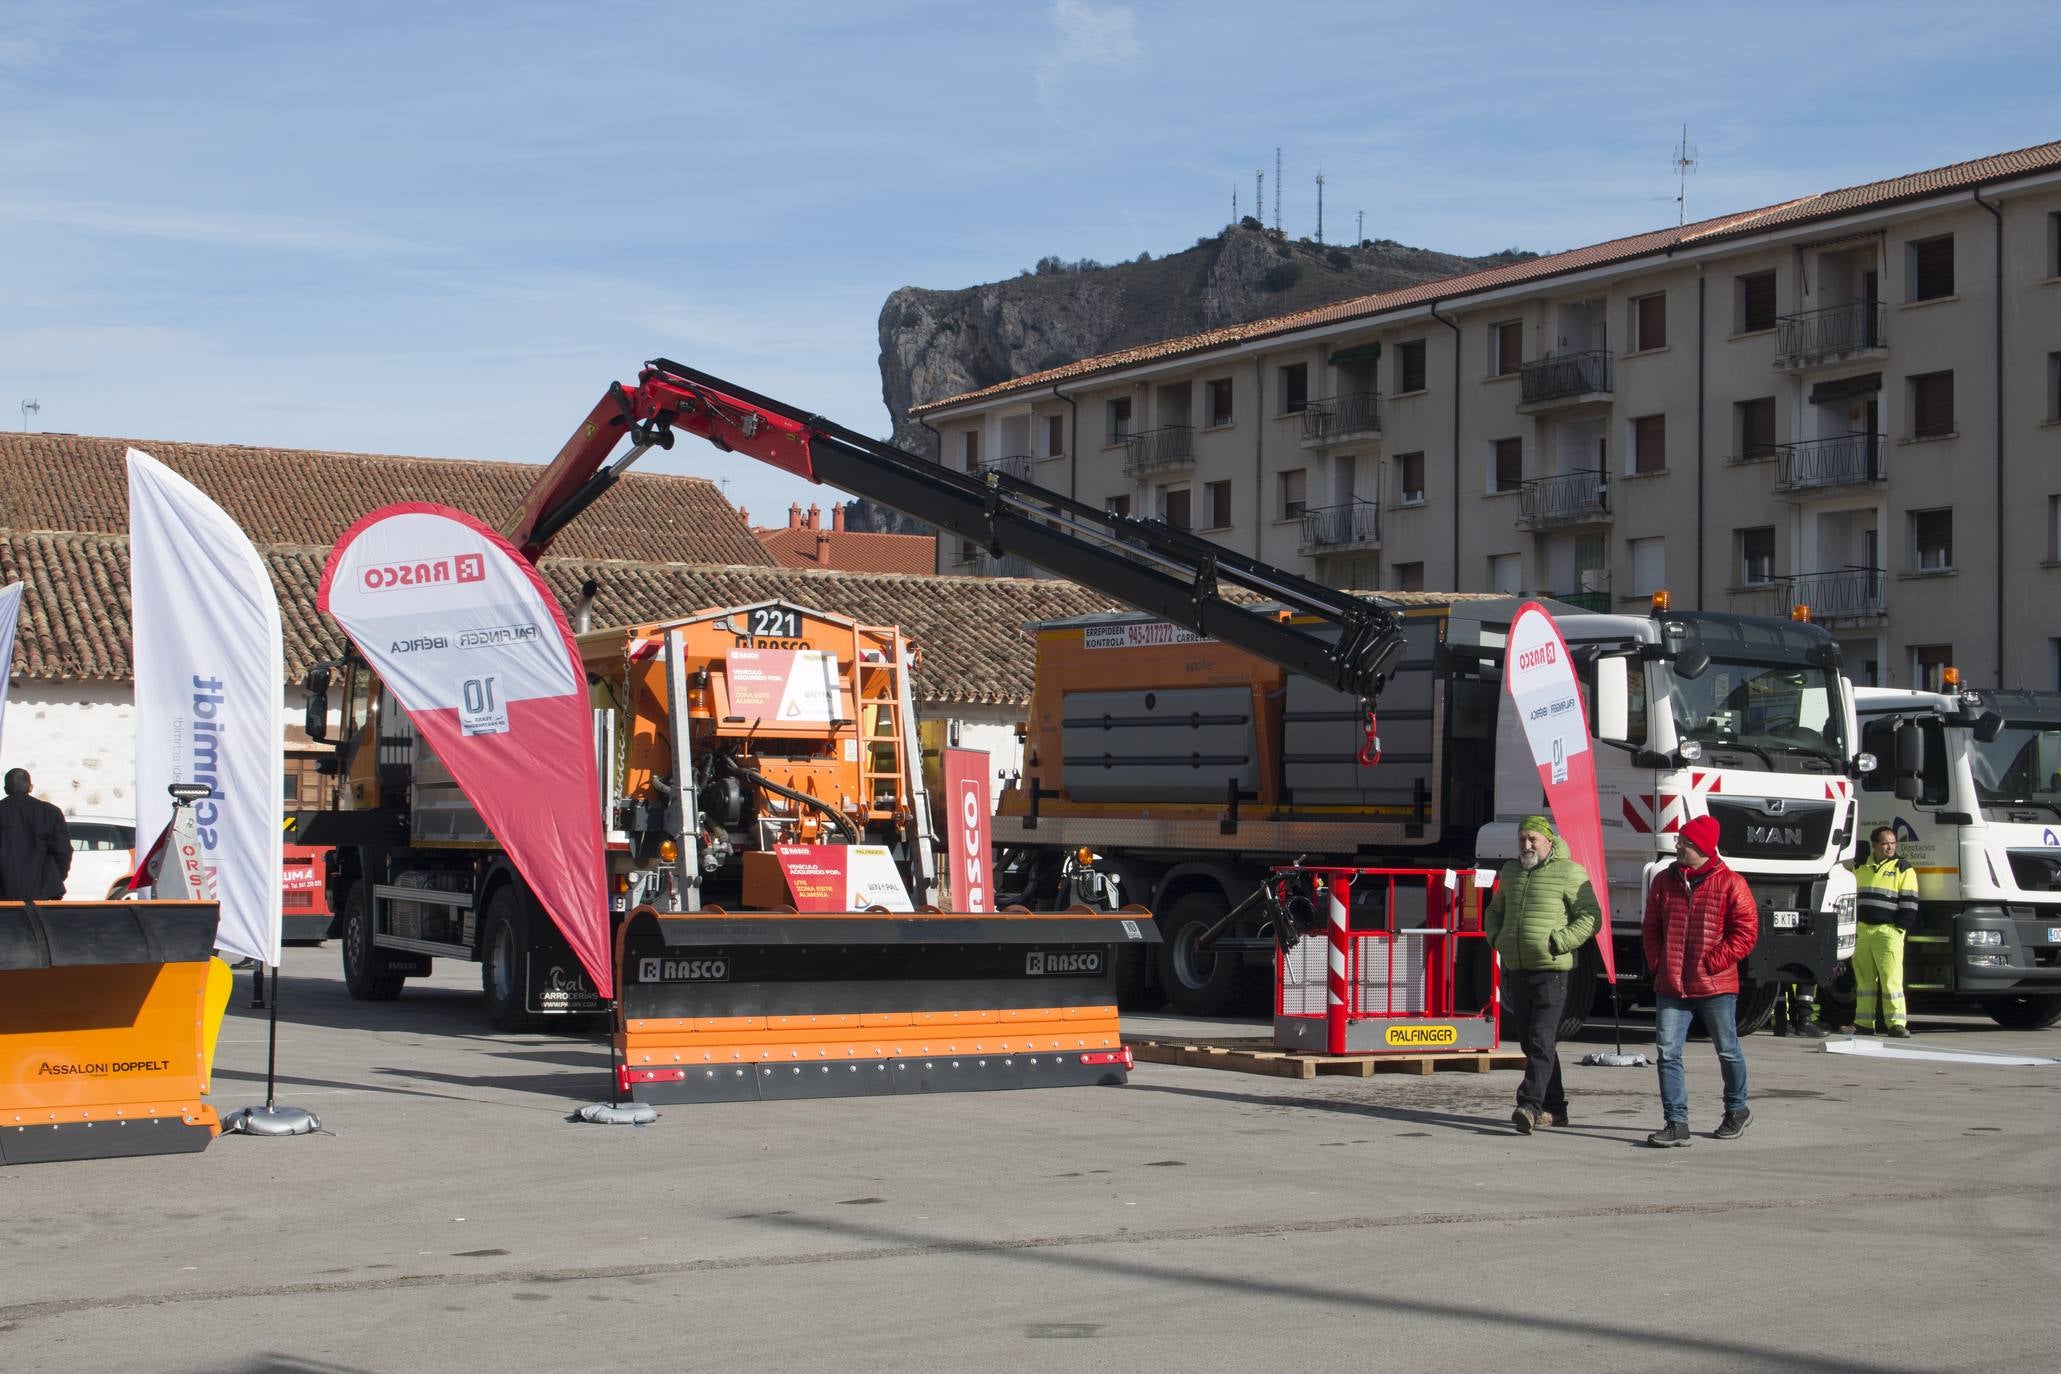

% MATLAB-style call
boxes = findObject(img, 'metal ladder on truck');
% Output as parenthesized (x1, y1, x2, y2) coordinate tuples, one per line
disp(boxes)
(851, 622, 936, 900)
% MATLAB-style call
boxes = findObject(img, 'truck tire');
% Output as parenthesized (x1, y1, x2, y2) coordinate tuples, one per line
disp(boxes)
(340, 884, 404, 1002)
(1731, 976, 1781, 1036)
(1112, 942, 1163, 1012)
(1155, 891, 1263, 1018)
(480, 886, 538, 1033)
(1980, 996, 2061, 1030)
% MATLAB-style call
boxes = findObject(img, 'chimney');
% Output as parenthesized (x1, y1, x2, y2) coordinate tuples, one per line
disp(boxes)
(788, 502, 803, 529)
(738, 506, 750, 528)
(816, 533, 831, 563)
(831, 504, 846, 532)
(806, 503, 822, 531)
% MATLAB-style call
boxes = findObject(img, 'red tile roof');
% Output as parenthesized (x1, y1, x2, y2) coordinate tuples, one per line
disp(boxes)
(915, 138, 2061, 413)
(755, 526, 939, 575)
(0, 433, 775, 568)
(0, 533, 1123, 706)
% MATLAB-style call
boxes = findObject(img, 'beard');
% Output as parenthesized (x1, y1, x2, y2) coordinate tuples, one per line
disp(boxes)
(1518, 850, 1544, 871)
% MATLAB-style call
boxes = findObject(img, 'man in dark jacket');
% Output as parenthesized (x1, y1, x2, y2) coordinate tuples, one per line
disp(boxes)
(0, 768, 72, 900)
(1641, 813, 1758, 1146)
(1483, 814, 1600, 1136)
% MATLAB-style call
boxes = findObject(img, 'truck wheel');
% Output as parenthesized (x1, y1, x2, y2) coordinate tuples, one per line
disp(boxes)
(1979, 996, 2061, 1030)
(1818, 969, 1856, 1030)
(340, 884, 404, 1002)
(481, 886, 539, 1033)
(1556, 945, 1600, 1040)
(1112, 942, 1164, 1012)
(1155, 891, 1262, 1018)
(1732, 977, 1781, 1036)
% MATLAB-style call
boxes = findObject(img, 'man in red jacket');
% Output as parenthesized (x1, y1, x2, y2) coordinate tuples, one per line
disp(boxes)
(1641, 814, 1759, 1147)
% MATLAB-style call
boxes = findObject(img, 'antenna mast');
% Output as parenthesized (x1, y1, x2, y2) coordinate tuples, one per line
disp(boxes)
(1273, 147, 1283, 233)
(1315, 171, 1325, 244)
(1672, 125, 1699, 227)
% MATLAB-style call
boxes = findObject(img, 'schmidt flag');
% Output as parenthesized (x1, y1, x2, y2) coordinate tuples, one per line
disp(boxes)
(318, 503, 611, 997)
(128, 448, 285, 965)
(0, 580, 20, 751)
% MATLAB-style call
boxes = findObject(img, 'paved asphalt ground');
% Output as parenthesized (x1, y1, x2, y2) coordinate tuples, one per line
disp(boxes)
(3, 945, 2057, 1374)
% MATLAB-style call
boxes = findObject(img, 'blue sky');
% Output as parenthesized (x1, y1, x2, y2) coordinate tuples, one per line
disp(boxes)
(2, 1, 2055, 527)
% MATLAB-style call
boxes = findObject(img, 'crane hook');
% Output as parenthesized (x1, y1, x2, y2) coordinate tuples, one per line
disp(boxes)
(1356, 710, 1382, 768)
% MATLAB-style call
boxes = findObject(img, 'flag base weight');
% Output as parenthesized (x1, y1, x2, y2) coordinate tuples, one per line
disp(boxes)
(1579, 1051, 1650, 1067)
(577, 1102, 657, 1126)
(221, 1105, 320, 1136)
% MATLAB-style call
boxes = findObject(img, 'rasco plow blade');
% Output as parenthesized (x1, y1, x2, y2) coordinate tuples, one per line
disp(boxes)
(0, 901, 229, 1165)
(613, 906, 1159, 1103)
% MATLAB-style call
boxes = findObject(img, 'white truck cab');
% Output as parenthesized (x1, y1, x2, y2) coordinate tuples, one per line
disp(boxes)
(1852, 683, 2061, 1029)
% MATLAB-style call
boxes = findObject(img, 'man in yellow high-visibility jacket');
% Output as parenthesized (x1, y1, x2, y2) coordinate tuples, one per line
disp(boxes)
(1850, 825, 1920, 1037)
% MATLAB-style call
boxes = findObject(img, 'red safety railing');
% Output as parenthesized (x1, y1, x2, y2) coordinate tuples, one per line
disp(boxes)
(1274, 866, 1501, 1055)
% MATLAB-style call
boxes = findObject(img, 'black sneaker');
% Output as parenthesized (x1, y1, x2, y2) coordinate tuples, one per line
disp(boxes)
(1793, 1022, 1831, 1039)
(1512, 1106, 1537, 1135)
(1646, 1121, 1691, 1148)
(1713, 1107, 1753, 1140)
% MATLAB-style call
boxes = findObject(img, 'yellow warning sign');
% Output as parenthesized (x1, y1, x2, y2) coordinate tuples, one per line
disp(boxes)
(1384, 1024, 1458, 1048)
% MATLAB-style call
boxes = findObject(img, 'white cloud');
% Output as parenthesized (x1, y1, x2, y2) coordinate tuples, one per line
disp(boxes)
(0, 200, 422, 256)
(1035, 0, 1141, 123)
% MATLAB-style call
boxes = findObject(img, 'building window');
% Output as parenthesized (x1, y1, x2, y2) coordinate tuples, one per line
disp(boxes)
(1278, 363, 1308, 414)
(1046, 414, 1065, 458)
(1396, 451, 1426, 506)
(1206, 377, 1234, 427)
(1105, 493, 1131, 518)
(1492, 321, 1522, 376)
(1737, 526, 1776, 586)
(1393, 561, 1425, 593)
(2051, 494, 2061, 561)
(1630, 414, 1666, 474)
(1106, 397, 1131, 444)
(1206, 479, 1233, 529)
(2049, 212, 2061, 279)
(1909, 235, 1955, 301)
(2048, 351, 2061, 423)
(1911, 507, 1954, 571)
(962, 430, 980, 469)
(1279, 467, 1307, 519)
(1629, 537, 1666, 597)
(1488, 553, 1521, 594)
(1490, 437, 1522, 493)
(1913, 644, 1955, 692)
(1632, 292, 1667, 351)
(1398, 340, 1427, 394)
(1736, 397, 1777, 460)
(1909, 371, 1954, 439)
(1161, 486, 1192, 530)
(1737, 271, 1777, 333)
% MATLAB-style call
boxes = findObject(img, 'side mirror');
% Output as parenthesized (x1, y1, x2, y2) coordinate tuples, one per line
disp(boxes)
(1974, 710, 2005, 744)
(1594, 656, 1630, 743)
(1632, 747, 1674, 770)
(1673, 645, 1712, 681)
(1894, 721, 1924, 777)
(303, 690, 329, 743)
(1893, 772, 1922, 803)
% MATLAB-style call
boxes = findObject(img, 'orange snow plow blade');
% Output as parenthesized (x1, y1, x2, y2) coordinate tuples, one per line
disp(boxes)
(613, 906, 1157, 1103)
(0, 901, 228, 1165)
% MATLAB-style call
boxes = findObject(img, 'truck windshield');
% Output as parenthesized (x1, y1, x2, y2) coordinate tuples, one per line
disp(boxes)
(1968, 722, 2061, 817)
(1666, 661, 1845, 764)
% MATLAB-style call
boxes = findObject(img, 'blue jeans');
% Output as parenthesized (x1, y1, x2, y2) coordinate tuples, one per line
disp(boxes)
(1654, 993, 1748, 1123)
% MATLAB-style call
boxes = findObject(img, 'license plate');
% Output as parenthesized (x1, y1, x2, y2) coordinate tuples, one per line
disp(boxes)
(1772, 910, 1800, 930)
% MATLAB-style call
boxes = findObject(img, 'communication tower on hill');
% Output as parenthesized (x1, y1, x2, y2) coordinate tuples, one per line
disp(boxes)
(1673, 125, 1699, 227)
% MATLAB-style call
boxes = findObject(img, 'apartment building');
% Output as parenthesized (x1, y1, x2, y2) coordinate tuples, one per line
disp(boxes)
(915, 140, 2061, 691)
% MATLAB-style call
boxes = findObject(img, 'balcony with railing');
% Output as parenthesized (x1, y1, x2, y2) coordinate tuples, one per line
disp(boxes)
(1774, 433, 1887, 494)
(1774, 302, 1887, 369)
(1299, 392, 1382, 447)
(951, 545, 1037, 579)
(1551, 577, 1611, 613)
(1784, 567, 1887, 621)
(1298, 498, 1381, 553)
(1120, 425, 1195, 476)
(980, 453, 1035, 482)
(1517, 351, 1613, 411)
(1517, 469, 1610, 529)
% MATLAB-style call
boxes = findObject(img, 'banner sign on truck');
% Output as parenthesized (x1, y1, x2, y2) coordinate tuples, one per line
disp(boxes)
(1501, 600, 1616, 981)
(318, 503, 612, 996)
(943, 747, 993, 913)
(772, 845, 915, 912)
(128, 449, 284, 966)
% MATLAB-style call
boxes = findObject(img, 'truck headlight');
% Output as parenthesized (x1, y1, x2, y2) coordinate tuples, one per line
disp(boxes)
(1834, 894, 1856, 929)
(1965, 929, 2004, 947)
(1968, 954, 2006, 967)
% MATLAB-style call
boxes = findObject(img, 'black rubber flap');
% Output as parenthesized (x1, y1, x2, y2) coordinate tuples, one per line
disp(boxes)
(0, 902, 222, 971)
(625, 908, 1160, 950)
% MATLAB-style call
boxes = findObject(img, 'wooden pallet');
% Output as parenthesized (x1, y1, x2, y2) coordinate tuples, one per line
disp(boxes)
(1127, 1036, 1524, 1080)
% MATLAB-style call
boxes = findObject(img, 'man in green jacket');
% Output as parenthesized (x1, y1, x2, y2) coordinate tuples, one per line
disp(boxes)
(1483, 814, 1602, 1135)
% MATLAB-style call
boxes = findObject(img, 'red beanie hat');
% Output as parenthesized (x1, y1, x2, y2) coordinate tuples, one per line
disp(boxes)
(1679, 815, 1721, 859)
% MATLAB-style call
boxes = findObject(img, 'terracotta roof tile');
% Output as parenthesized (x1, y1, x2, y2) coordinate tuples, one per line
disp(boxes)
(916, 138, 2061, 413)
(1, 533, 1126, 707)
(755, 527, 939, 575)
(0, 433, 775, 568)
